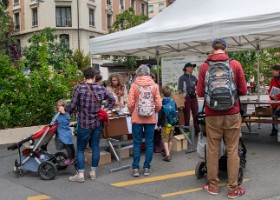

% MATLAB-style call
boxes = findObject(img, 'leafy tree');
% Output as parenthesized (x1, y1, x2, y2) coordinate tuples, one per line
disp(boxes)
(103, 8, 149, 69)
(23, 28, 73, 71)
(0, 4, 21, 62)
(110, 7, 149, 32)
(228, 50, 257, 82)
(71, 49, 90, 69)
(0, 0, 9, 8)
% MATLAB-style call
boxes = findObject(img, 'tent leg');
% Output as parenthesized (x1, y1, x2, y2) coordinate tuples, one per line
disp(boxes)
(256, 44, 260, 102)
(156, 50, 160, 85)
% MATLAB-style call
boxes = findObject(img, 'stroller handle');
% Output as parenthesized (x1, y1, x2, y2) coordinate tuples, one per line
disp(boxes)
(50, 112, 60, 126)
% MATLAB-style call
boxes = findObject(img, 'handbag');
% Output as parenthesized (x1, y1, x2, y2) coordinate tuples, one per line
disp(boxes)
(86, 84, 109, 126)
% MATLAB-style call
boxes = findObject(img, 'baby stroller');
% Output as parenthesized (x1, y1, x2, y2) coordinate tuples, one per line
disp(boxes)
(195, 112, 247, 185)
(7, 112, 69, 180)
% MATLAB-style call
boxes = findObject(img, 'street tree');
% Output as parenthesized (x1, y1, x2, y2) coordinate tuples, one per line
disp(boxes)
(0, 4, 21, 62)
(23, 27, 73, 71)
(71, 49, 90, 69)
(104, 7, 149, 69)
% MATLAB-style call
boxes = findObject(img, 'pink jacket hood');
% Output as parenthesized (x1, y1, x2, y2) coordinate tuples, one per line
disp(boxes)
(133, 76, 155, 86)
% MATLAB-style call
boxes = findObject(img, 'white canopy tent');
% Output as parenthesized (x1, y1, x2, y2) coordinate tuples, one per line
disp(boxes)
(90, 0, 280, 100)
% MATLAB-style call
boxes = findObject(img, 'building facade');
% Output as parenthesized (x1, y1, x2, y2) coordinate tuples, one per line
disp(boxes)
(148, 0, 174, 18)
(6, 0, 148, 58)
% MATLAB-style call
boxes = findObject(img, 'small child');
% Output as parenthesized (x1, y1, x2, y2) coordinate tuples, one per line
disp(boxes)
(157, 86, 178, 162)
(56, 99, 76, 165)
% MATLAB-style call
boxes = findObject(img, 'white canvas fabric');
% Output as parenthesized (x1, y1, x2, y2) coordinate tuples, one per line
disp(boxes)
(90, 0, 280, 56)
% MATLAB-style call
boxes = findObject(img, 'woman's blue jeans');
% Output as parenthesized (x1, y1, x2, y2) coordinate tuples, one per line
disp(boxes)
(76, 125, 103, 172)
(132, 123, 155, 169)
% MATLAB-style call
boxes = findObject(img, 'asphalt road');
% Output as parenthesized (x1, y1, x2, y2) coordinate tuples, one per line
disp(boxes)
(1, 95, 280, 200)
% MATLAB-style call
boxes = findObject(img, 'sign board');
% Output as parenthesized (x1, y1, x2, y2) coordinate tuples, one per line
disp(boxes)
(161, 55, 207, 91)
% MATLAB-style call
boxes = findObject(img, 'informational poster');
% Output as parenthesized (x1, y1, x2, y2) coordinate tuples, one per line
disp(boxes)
(161, 55, 207, 91)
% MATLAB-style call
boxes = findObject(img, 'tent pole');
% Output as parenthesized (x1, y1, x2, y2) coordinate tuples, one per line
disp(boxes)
(256, 44, 260, 102)
(156, 50, 160, 85)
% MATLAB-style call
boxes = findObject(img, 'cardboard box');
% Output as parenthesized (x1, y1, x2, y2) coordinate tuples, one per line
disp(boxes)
(171, 94, 185, 108)
(255, 106, 273, 117)
(172, 134, 188, 152)
(85, 149, 111, 166)
(110, 147, 130, 159)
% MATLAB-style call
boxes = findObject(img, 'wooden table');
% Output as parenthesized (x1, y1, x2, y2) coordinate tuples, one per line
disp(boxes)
(241, 100, 280, 137)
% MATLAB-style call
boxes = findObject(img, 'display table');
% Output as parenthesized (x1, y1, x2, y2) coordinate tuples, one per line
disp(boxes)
(241, 100, 280, 138)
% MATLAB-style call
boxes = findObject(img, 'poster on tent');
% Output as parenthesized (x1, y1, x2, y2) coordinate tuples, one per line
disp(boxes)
(161, 55, 207, 91)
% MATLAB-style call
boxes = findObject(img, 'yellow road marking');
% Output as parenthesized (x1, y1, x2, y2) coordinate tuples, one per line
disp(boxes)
(27, 195, 51, 200)
(111, 170, 195, 187)
(161, 178, 250, 198)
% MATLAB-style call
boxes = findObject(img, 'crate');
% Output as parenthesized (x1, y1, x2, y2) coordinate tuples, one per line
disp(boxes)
(255, 106, 273, 117)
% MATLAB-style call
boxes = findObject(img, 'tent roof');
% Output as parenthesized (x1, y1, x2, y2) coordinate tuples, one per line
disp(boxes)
(90, 0, 280, 57)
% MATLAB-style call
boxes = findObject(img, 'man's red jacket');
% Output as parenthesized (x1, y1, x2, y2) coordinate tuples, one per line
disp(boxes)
(196, 53, 247, 116)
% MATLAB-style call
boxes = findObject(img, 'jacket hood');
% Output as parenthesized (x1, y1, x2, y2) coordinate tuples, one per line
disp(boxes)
(207, 53, 229, 62)
(134, 76, 155, 86)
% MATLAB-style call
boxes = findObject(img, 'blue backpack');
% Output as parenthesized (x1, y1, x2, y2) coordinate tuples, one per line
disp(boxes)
(162, 99, 179, 126)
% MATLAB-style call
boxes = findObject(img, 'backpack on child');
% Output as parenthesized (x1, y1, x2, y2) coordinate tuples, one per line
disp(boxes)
(136, 84, 155, 117)
(162, 99, 179, 126)
(204, 59, 238, 111)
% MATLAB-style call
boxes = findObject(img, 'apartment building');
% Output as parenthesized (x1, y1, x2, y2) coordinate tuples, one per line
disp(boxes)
(148, 0, 174, 18)
(6, 0, 148, 56)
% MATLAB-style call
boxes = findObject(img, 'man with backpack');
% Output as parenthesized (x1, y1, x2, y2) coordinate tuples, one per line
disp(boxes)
(157, 86, 179, 162)
(127, 64, 162, 177)
(197, 38, 247, 198)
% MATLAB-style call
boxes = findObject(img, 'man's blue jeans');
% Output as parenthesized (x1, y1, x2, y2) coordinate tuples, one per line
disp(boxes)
(132, 123, 155, 169)
(76, 125, 103, 172)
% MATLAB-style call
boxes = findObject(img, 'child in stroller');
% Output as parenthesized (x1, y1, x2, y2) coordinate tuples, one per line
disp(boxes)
(7, 112, 71, 180)
(195, 111, 247, 186)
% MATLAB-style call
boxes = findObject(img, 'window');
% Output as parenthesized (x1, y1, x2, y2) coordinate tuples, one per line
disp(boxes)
(120, 0, 124, 9)
(141, 3, 145, 15)
(14, 0, 19, 6)
(131, 0, 135, 9)
(56, 7, 72, 27)
(32, 8, 38, 26)
(107, 0, 111, 5)
(107, 14, 112, 30)
(14, 13, 20, 30)
(89, 8, 95, 26)
(159, 3, 164, 12)
(148, 5, 153, 13)
(60, 34, 70, 48)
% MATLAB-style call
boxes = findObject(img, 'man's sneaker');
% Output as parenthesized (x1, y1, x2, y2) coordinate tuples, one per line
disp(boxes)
(69, 173, 85, 183)
(203, 183, 219, 195)
(131, 169, 140, 177)
(143, 168, 151, 176)
(228, 187, 245, 199)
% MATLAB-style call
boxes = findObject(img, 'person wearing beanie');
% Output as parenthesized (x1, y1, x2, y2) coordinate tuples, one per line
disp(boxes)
(197, 38, 247, 198)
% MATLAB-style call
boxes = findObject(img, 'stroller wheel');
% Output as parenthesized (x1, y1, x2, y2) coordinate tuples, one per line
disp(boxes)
(55, 152, 68, 170)
(238, 167, 244, 186)
(195, 161, 206, 179)
(38, 161, 57, 180)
